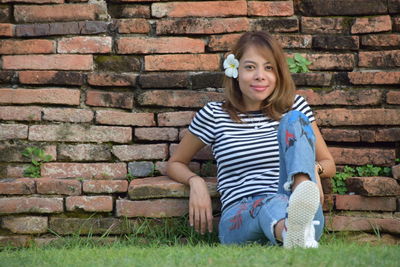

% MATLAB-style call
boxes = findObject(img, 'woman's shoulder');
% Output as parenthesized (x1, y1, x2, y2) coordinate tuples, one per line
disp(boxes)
(291, 94, 309, 108)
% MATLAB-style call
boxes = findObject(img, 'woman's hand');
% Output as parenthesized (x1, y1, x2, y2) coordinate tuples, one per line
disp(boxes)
(188, 177, 213, 234)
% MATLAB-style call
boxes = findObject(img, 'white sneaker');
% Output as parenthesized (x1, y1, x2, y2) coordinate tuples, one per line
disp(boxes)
(283, 181, 320, 249)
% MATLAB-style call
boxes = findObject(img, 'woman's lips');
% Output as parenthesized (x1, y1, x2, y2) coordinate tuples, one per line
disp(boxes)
(251, 85, 268, 91)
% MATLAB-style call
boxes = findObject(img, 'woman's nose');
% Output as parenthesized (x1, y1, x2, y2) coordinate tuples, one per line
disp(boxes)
(254, 69, 266, 80)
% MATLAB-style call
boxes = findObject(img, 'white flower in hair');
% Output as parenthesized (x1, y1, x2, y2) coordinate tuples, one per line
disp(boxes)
(223, 54, 239, 78)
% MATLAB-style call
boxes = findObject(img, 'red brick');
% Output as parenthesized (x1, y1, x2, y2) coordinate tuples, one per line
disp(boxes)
(41, 163, 127, 179)
(14, 4, 101, 23)
(170, 143, 214, 160)
(301, 17, 349, 34)
(393, 164, 400, 179)
(359, 50, 400, 68)
(248, 1, 293, 16)
(66, 196, 113, 212)
(152, 1, 247, 18)
(145, 54, 219, 71)
(298, 89, 382, 106)
(156, 17, 249, 35)
(315, 108, 400, 126)
(0, 39, 55, 54)
(351, 15, 392, 34)
(0, 236, 30, 248)
(86, 90, 133, 109)
(83, 180, 128, 193)
(0, 88, 80, 105)
(329, 147, 395, 166)
(117, 37, 205, 54)
(0, 178, 35, 195)
(320, 129, 360, 142)
(376, 128, 400, 142)
(58, 144, 111, 162)
(302, 53, 355, 71)
(155, 161, 200, 176)
(1, 0, 63, 3)
(117, 5, 150, 18)
(0, 144, 55, 163)
(3, 55, 93, 70)
(158, 111, 195, 126)
(208, 33, 241, 52)
(0, 197, 63, 214)
(346, 177, 400, 196)
(42, 108, 93, 123)
(274, 34, 312, 49)
(360, 130, 376, 143)
(387, 91, 400, 104)
(29, 124, 131, 143)
(116, 198, 188, 217)
(115, 18, 150, 33)
(0, 164, 30, 178)
(96, 110, 155, 126)
(335, 195, 397, 211)
(348, 71, 400, 85)
(135, 127, 178, 141)
(87, 72, 137, 86)
(1, 216, 48, 234)
(0, 124, 28, 140)
(36, 178, 81, 195)
(291, 72, 332, 86)
(139, 90, 224, 108)
(0, 23, 13, 36)
(19, 71, 84, 86)
(361, 34, 400, 47)
(58, 36, 112, 54)
(112, 144, 168, 161)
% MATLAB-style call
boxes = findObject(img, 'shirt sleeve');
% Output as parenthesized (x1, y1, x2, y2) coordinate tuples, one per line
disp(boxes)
(292, 95, 315, 123)
(188, 102, 216, 146)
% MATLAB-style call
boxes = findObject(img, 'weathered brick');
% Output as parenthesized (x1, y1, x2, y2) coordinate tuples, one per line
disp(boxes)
(322, 194, 334, 211)
(295, 0, 387, 16)
(128, 176, 218, 200)
(15, 21, 108, 37)
(3, 55, 93, 70)
(95, 55, 141, 72)
(108, 4, 150, 18)
(335, 195, 397, 211)
(87, 72, 137, 86)
(41, 163, 127, 179)
(135, 128, 178, 141)
(360, 130, 376, 143)
(298, 89, 382, 106)
(0, 23, 13, 36)
(191, 72, 224, 89)
(117, 37, 205, 54)
(0, 144, 56, 163)
(0, 88, 80, 105)
(116, 198, 189, 217)
(292, 72, 332, 86)
(312, 36, 359, 50)
(145, 54, 219, 71)
(0, 197, 63, 214)
(274, 34, 313, 49)
(29, 124, 131, 143)
(393, 164, 400, 179)
(351, 15, 392, 34)
(49, 217, 133, 235)
(58, 144, 111, 162)
(394, 17, 400, 32)
(0, 71, 15, 83)
(0, 178, 35, 195)
(329, 147, 395, 166)
(376, 128, 400, 142)
(208, 33, 241, 52)
(321, 129, 359, 142)
(361, 34, 400, 47)
(96, 110, 155, 126)
(302, 53, 354, 71)
(170, 143, 214, 161)
(58, 36, 112, 54)
(155, 161, 200, 176)
(128, 161, 154, 177)
(0, 236, 30, 248)
(139, 72, 189, 88)
(152, 1, 247, 18)
(1, 216, 48, 234)
(66, 196, 113, 212)
(301, 17, 349, 34)
(36, 178, 81, 196)
(19, 71, 84, 85)
(112, 144, 168, 161)
(248, 1, 293, 16)
(86, 90, 134, 109)
(389, 0, 400, 13)
(83, 180, 128, 193)
(315, 109, 400, 126)
(346, 177, 400, 196)
(359, 50, 400, 68)
(0, 39, 55, 54)
(0, 124, 28, 140)
(0, 164, 29, 179)
(138, 90, 224, 108)
(1, 0, 63, 3)
(0, 5, 10, 23)
(251, 18, 299, 33)
(14, 4, 101, 23)
(158, 111, 195, 126)
(115, 18, 150, 33)
(156, 18, 249, 35)
(387, 91, 400, 104)
(348, 71, 400, 85)
(42, 108, 93, 123)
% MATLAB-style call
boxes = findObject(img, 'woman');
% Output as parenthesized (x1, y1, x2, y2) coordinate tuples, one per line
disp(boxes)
(167, 31, 335, 248)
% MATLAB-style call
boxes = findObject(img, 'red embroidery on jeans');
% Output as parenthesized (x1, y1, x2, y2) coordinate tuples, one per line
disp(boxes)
(229, 204, 247, 231)
(249, 197, 266, 218)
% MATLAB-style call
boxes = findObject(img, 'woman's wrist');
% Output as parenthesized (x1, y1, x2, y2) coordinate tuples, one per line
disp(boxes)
(316, 161, 324, 176)
(186, 174, 202, 185)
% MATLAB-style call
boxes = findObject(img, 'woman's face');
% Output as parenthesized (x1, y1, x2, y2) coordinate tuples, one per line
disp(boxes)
(237, 45, 277, 111)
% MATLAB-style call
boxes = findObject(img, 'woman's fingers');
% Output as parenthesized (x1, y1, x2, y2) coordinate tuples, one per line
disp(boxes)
(207, 208, 213, 233)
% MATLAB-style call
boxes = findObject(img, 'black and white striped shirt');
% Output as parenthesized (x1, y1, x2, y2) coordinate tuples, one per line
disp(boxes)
(189, 95, 315, 211)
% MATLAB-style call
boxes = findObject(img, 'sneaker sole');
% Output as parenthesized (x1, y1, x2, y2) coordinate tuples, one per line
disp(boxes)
(284, 181, 320, 249)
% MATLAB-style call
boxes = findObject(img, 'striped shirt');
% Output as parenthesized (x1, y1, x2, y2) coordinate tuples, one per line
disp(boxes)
(188, 95, 315, 211)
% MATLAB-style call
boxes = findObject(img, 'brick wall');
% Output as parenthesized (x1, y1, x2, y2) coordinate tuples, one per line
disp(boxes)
(0, 0, 399, 246)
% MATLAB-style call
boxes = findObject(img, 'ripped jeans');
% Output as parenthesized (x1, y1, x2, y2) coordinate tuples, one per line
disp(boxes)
(218, 110, 324, 245)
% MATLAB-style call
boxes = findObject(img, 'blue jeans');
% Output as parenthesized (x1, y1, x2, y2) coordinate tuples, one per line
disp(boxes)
(218, 110, 324, 245)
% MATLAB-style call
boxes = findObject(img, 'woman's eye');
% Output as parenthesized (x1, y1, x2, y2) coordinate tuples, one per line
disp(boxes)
(245, 65, 254, 70)
(265, 65, 273, 70)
